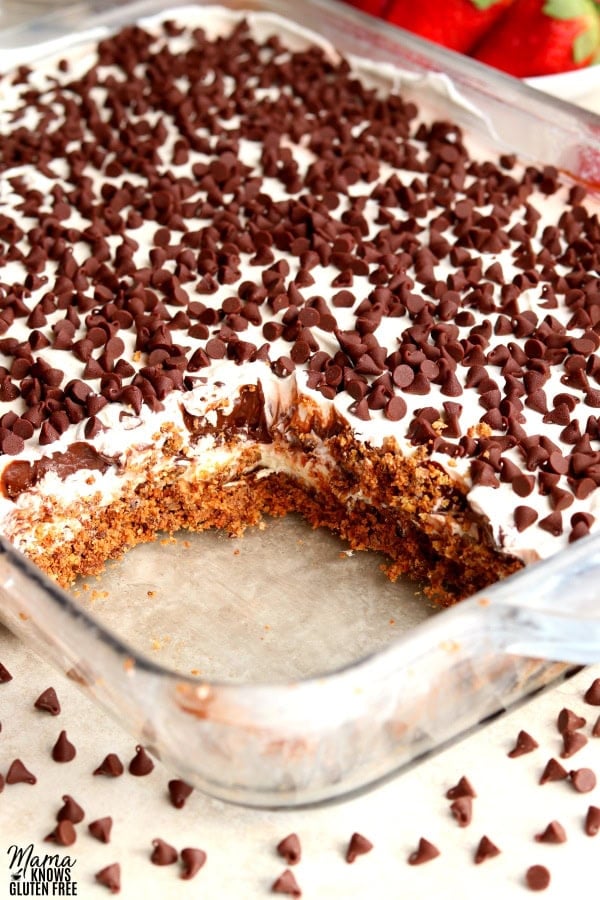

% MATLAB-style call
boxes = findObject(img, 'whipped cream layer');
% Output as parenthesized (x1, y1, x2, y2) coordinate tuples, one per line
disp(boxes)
(0, 6, 599, 569)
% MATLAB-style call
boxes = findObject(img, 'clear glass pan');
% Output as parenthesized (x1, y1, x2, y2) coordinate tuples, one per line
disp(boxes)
(1, 0, 600, 808)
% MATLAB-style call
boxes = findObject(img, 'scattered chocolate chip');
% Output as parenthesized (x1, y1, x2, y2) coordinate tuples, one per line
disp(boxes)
(57, 795, 84, 824)
(95, 863, 121, 893)
(450, 796, 472, 827)
(592, 715, 600, 738)
(34, 686, 61, 715)
(561, 730, 588, 758)
(535, 821, 566, 844)
(167, 778, 193, 809)
(345, 832, 373, 863)
(89, 817, 113, 844)
(180, 847, 207, 880)
(539, 758, 568, 784)
(272, 868, 302, 896)
(569, 767, 597, 793)
(408, 837, 440, 865)
(51, 730, 76, 762)
(585, 805, 600, 836)
(508, 730, 538, 757)
(584, 678, 600, 705)
(0, 662, 13, 683)
(474, 835, 501, 864)
(94, 753, 124, 777)
(445, 776, 477, 799)
(129, 745, 154, 776)
(525, 865, 551, 891)
(557, 707, 586, 733)
(277, 833, 302, 865)
(151, 838, 178, 866)
(45, 820, 76, 846)
(6, 758, 36, 784)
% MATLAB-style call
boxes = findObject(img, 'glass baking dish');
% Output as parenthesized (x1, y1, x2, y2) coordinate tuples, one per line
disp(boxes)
(1, 0, 600, 808)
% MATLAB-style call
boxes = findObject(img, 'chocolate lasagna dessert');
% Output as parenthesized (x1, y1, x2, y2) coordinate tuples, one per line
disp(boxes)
(0, 6, 598, 605)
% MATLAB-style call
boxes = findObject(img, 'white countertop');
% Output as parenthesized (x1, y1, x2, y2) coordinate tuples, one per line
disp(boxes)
(1, 625, 600, 899)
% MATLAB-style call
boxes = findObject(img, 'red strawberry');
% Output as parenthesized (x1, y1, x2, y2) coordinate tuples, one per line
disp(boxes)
(382, 0, 517, 53)
(472, 0, 600, 76)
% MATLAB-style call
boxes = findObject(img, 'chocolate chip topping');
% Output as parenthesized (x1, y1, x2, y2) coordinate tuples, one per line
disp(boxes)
(277, 833, 302, 865)
(345, 832, 373, 863)
(95, 863, 121, 894)
(34, 686, 61, 715)
(450, 796, 473, 827)
(0, 13, 599, 560)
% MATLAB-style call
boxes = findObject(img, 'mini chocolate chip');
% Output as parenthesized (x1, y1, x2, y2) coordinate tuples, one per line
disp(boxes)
(129, 744, 154, 776)
(557, 707, 586, 733)
(408, 837, 440, 865)
(474, 835, 501, 864)
(345, 832, 373, 863)
(569, 767, 597, 792)
(51, 730, 76, 763)
(45, 820, 76, 847)
(34, 687, 61, 715)
(277, 834, 302, 865)
(95, 863, 121, 893)
(515, 506, 538, 532)
(88, 817, 113, 843)
(508, 730, 538, 757)
(168, 778, 193, 809)
(525, 864, 551, 891)
(584, 677, 600, 705)
(539, 758, 568, 784)
(450, 796, 472, 827)
(535, 821, 566, 844)
(272, 868, 302, 896)
(585, 805, 600, 836)
(93, 753, 124, 777)
(6, 759, 37, 784)
(561, 730, 588, 758)
(151, 838, 178, 865)
(180, 847, 207, 880)
(57, 795, 84, 824)
(0, 662, 13, 683)
(446, 776, 477, 799)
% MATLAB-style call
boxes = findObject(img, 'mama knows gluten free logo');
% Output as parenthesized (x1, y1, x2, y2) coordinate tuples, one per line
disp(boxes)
(7, 844, 77, 896)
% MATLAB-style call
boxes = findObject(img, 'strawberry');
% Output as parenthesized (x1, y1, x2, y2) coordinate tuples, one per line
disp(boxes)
(472, 0, 600, 76)
(381, 0, 517, 53)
